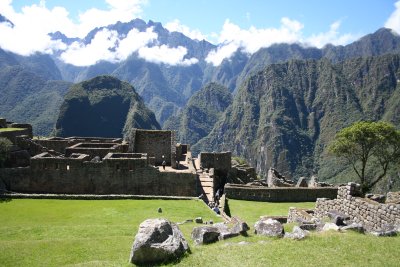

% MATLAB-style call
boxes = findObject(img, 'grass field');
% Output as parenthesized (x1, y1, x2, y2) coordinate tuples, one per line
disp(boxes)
(0, 128, 26, 132)
(0, 198, 399, 266)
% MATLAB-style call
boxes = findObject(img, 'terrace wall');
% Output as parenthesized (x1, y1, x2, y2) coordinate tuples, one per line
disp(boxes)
(224, 183, 338, 202)
(1, 156, 197, 196)
(315, 183, 400, 231)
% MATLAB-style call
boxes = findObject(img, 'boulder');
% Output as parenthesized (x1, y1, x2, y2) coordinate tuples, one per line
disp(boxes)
(321, 222, 340, 232)
(230, 217, 250, 235)
(296, 177, 308, 187)
(365, 194, 386, 203)
(214, 223, 238, 240)
(254, 218, 284, 237)
(130, 218, 189, 265)
(327, 210, 350, 226)
(369, 229, 397, 237)
(191, 226, 220, 245)
(285, 226, 308, 240)
(299, 223, 317, 231)
(386, 192, 400, 204)
(340, 223, 365, 233)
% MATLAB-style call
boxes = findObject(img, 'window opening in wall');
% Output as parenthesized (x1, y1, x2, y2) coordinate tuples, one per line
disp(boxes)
(129, 165, 133, 171)
(116, 164, 120, 171)
(66, 165, 70, 171)
(55, 163, 59, 170)
(43, 163, 47, 169)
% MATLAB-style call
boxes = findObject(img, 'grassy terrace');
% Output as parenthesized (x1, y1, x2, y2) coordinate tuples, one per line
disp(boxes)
(0, 199, 399, 266)
(0, 128, 26, 132)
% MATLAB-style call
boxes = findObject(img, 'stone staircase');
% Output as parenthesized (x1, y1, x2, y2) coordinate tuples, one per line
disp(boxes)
(198, 170, 214, 204)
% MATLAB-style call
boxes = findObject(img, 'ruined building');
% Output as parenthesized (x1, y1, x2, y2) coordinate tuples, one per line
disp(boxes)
(1, 119, 338, 203)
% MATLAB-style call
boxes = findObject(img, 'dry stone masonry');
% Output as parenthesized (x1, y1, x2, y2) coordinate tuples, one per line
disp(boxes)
(315, 183, 400, 232)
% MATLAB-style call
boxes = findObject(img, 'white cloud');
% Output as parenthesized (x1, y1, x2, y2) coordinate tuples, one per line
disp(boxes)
(60, 29, 119, 66)
(165, 19, 206, 41)
(60, 27, 157, 66)
(206, 18, 304, 66)
(206, 18, 359, 66)
(385, 0, 400, 33)
(115, 28, 157, 61)
(76, 0, 147, 38)
(138, 45, 199, 66)
(306, 20, 358, 48)
(0, 0, 147, 57)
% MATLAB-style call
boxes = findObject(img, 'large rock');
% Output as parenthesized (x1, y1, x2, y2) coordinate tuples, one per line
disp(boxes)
(321, 222, 340, 232)
(230, 217, 250, 235)
(284, 226, 308, 240)
(130, 218, 189, 265)
(191, 226, 220, 245)
(254, 218, 284, 237)
(340, 223, 365, 233)
(327, 210, 350, 226)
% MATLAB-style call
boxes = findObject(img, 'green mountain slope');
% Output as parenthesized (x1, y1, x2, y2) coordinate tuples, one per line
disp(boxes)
(194, 54, 400, 182)
(55, 75, 160, 138)
(164, 82, 232, 145)
(0, 65, 71, 136)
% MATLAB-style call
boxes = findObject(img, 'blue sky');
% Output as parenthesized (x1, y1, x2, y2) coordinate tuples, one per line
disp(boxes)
(11, 0, 396, 38)
(1, 0, 400, 66)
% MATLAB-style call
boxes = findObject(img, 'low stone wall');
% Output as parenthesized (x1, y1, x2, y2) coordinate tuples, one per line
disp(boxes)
(315, 183, 400, 231)
(1, 164, 198, 197)
(224, 184, 338, 202)
(287, 207, 315, 223)
(0, 129, 32, 143)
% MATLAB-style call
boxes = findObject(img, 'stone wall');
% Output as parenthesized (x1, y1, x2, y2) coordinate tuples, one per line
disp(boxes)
(0, 128, 32, 143)
(132, 129, 175, 166)
(0, 118, 7, 128)
(1, 154, 197, 196)
(315, 183, 400, 231)
(224, 183, 338, 202)
(65, 143, 124, 159)
(199, 152, 231, 173)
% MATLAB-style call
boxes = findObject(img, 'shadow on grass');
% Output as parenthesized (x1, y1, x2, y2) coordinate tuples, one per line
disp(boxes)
(133, 250, 192, 267)
(0, 196, 12, 203)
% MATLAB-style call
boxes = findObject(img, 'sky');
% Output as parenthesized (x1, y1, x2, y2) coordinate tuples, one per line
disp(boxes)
(0, 0, 399, 66)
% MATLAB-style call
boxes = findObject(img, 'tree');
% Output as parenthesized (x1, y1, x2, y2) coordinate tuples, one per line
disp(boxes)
(0, 137, 12, 167)
(329, 121, 400, 194)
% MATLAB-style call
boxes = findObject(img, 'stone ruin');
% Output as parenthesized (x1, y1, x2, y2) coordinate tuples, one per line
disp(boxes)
(244, 168, 333, 188)
(286, 183, 400, 234)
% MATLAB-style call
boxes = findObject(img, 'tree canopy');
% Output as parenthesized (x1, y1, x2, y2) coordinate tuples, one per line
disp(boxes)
(329, 121, 400, 194)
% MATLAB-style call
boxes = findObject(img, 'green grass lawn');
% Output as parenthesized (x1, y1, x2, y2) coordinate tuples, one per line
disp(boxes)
(0, 199, 399, 267)
(0, 128, 26, 132)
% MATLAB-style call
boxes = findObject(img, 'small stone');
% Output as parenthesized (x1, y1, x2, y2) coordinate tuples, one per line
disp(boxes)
(195, 217, 203, 224)
(157, 207, 162, 213)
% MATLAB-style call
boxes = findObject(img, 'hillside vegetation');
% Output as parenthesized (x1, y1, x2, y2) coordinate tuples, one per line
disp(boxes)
(164, 82, 232, 145)
(194, 53, 400, 184)
(55, 75, 160, 138)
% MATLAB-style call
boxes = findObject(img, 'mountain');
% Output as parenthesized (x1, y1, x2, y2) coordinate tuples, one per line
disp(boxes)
(0, 61, 71, 136)
(164, 82, 232, 145)
(55, 75, 160, 138)
(193, 53, 400, 183)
